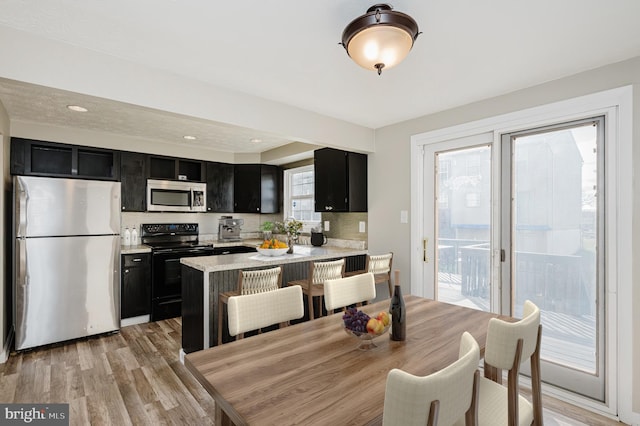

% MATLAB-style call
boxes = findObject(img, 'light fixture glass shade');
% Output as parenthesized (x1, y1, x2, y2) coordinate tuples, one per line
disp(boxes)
(347, 26, 413, 72)
(341, 4, 420, 75)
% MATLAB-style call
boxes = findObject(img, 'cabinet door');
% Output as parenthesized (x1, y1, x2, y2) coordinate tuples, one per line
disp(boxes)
(261, 165, 280, 214)
(314, 148, 348, 212)
(206, 161, 234, 212)
(77, 147, 120, 180)
(178, 159, 204, 182)
(234, 164, 261, 213)
(11, 137, 118, 180)
(148, 155, 177, 180)
(121, 254, 151, 318)
(10, 138, 26, 175)
(347, 151, 368, 212)
(120, 152, 147, 212)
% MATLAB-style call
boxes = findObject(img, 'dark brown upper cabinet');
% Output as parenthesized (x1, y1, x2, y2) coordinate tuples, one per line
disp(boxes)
(233, 164, 280, 214)
(148, 155, 204, 182)
(206, 161, 234, 213)
(10, 137, 120, 181)
(120, 151, 147, 212)
(314, 147, 367, 212)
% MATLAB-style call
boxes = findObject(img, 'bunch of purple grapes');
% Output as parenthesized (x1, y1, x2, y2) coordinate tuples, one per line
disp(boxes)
(342, 307, 370, 333)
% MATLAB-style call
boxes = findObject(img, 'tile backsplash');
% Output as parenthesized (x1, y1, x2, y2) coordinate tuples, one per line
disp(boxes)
(121, 211, 368, 245)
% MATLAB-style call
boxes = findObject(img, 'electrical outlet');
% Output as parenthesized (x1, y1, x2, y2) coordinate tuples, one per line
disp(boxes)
(359, 221, 366, 233)
(324, 220, 330, 232)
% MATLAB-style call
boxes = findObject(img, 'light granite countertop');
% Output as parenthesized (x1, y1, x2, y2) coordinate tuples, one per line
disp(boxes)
(122, 238, 366, 260)
(121, 244, 152, 255)
(180, 245, 368, 273)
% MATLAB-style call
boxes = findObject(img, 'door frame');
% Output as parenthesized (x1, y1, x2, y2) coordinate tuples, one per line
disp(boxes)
(410, 86, 633, 420)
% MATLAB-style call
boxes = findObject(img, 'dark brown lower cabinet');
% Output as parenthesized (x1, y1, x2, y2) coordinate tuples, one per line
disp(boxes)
(121, 253, 151, 319)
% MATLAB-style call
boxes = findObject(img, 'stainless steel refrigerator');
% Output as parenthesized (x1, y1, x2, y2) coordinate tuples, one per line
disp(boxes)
(14, 176, 121, 350)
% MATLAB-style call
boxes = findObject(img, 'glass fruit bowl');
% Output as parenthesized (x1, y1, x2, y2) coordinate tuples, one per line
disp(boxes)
(342, 308, 391, 350)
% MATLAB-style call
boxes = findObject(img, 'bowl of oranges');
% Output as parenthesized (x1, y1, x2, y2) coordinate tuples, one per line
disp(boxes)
(256, 238, 289, 256)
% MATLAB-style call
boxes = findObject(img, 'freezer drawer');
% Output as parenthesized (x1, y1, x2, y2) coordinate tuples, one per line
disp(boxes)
(15, 235, 120, 350)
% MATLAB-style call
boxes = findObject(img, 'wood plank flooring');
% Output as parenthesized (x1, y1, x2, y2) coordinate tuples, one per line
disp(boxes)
(0, 318, 625, 425)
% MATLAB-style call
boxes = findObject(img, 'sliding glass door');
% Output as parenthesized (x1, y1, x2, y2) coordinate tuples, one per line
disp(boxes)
(502, 117, 605, 400)
(422, 117, 605, 400)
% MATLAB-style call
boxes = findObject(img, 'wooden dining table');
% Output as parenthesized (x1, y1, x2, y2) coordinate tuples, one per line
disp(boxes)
(184, 295, 511, 426)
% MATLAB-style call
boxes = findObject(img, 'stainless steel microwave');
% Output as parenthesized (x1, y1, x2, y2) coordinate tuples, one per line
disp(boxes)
(146, 179, 207, 212)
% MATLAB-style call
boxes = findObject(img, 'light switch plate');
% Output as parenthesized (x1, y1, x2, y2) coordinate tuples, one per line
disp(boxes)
(324, 221, 330, 231)
(359, 221, 366, 233)
(400, 210, 408, 223)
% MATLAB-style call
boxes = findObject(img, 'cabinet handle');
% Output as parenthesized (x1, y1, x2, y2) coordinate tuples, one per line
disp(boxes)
(124, 269, 129, 274)
(122, 206, 126, 210)
(132, 258, 142, 262)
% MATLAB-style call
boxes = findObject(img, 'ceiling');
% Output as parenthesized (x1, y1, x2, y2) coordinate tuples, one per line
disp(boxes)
(1, 0, 640, 159)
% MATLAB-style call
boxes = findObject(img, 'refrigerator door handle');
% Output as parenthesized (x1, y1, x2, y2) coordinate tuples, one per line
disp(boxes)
(17, 238, 27, 287)
(17, 186, 28, 237)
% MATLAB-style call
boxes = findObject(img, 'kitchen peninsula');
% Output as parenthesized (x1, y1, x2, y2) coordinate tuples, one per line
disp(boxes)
(180, 245, 367, 355)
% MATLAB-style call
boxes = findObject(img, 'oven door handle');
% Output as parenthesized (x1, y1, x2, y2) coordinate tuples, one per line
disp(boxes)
(153, 248, 213, 255)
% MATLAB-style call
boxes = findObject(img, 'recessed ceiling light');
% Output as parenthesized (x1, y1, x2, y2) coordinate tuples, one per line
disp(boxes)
(250, 138, 262, 143)
(67, 105, 88, 112)
(183, 135, 197, 140)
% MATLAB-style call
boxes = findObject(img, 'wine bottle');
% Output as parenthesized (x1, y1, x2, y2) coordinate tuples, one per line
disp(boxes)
(389, 270, 406, 341)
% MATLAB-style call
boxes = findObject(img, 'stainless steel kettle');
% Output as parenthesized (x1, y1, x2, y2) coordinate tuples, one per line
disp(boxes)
(310, 232, 327, 246)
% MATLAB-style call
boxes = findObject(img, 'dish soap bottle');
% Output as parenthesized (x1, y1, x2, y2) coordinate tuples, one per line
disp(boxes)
(389, 270, 406, 341)
(123, 227, 131, 246)
(131, 225, 138, 245)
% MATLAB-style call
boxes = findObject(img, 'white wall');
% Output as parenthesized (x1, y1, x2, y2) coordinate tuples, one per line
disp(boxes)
(368, 56, 640, 421)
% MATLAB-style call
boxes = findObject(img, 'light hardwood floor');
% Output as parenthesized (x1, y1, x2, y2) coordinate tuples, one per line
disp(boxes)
(0, 318, 625, 425)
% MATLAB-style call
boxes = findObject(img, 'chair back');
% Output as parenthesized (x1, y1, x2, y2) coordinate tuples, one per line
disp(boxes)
(311, 258, 345, 285)
(227, 285, 304, 337)
(238, 266, 282, 295)
(367, 253, 393, 275)
(484, 300, 540, 370)
(382, 332, 480, 426)
(480, 300, 542, 426)
(324, 272, 376, 312)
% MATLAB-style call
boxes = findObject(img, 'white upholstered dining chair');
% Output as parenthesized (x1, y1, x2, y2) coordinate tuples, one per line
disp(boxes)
(324, 272, 376, 314)
(227, 285, 304, 340)
(382, 331, 480, 426)
(475, 300, 543, 426)
(218, 266, 282, 344)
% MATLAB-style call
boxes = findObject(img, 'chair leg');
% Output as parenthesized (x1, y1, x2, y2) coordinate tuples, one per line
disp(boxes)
(531, 325, 543, 426)
(307, 290, 315, 320)
(217, 299, 224, 345)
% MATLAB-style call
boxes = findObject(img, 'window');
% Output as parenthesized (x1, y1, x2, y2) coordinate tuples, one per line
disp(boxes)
(284, 165, 321, 229)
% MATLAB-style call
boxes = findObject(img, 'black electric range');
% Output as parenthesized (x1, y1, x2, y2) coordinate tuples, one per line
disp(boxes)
(141, 223, 215, 321)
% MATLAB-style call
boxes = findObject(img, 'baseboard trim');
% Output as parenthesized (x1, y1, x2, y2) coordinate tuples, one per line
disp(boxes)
(121, 315, 150, 327)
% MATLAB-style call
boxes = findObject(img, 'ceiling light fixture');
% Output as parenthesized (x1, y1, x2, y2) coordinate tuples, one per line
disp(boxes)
(183, 135, 197, 140)
(340, 3, 420, 75)
(66, 105, 88, 112)
(250, 138, 262, 143)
